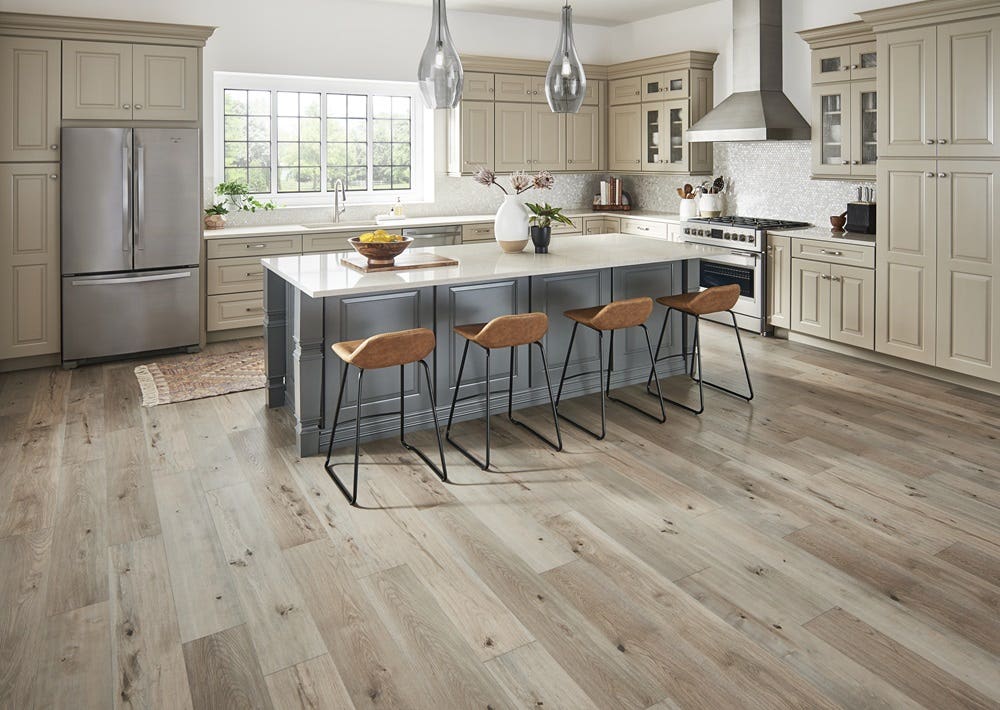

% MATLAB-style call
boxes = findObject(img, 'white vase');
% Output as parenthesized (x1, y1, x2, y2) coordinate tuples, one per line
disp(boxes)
(679, 198, 698, 221)
(494, 195, 529, 253)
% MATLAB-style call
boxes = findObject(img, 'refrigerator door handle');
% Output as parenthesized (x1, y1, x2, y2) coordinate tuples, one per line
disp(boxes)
(122, 141, 131, 253)
(135, 145, 145, 250)
(71, 271, 192, 287)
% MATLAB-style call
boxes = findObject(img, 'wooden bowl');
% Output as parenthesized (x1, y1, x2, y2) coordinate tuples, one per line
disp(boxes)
(348, 236, 413, 266)
(830, 215, 847, 231)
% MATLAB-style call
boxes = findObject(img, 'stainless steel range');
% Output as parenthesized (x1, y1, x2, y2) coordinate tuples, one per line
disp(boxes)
(682, 216, 809, 334)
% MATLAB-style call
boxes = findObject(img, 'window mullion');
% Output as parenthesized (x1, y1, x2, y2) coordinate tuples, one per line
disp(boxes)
(270, 90, 278, 197)
(320, 93, 327, 196)
(367, 93, 374, 194)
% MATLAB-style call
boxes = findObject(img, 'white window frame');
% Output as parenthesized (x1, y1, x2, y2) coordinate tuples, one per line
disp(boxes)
(214, 71, 434, 207)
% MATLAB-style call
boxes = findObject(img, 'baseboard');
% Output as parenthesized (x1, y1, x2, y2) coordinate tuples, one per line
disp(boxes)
(207, 326, 264, 343)
(0, 353, 61, 373)
(777, 329, 1000, 396)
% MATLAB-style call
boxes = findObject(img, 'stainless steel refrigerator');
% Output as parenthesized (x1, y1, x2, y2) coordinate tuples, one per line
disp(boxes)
(61, 127, 200, 363)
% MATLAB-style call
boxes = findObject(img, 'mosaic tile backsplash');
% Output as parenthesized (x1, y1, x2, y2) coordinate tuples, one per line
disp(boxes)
(221, 141, 872, 228)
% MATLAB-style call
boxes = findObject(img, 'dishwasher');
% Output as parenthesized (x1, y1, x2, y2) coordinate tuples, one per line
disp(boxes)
(401, 224, 463, 247)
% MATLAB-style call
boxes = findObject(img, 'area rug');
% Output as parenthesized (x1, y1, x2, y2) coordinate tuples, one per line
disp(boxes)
(134, 346, 265, 406)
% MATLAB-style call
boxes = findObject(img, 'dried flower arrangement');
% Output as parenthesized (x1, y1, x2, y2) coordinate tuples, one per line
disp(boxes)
(473, 166, 555, 195)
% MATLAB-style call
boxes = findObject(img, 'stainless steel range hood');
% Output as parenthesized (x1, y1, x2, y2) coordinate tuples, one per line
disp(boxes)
(687, 0, 810, 142)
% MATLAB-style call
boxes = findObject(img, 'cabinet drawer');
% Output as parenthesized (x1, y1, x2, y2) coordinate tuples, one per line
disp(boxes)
(609, 77, 642, 105)
(207, 234, 302, 259)
(790, 238, 874, 268)
(207, 256, 266, 296)
(302, 231, 358, 253)
(552, 221, 582, 236)
(207, 292, 264, 331)
(462, 223, 495, 242)
(621, 218, 668, 238)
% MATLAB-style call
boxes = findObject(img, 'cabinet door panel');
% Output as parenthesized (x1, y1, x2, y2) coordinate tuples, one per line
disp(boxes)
(831, 264, 875, 349)
(0, 37, 61, 162)
(850, 80, 878, 178)
(641, 102, 668, 172)
(530, 76, 546, 103)
(459, 101, 494, 172)
(851, 41, 878, 81)
(877, 28, 937, 158)
(608, 104, 642, 171)
(937, 17, 1000, 158)
(936, 161, 1000, 381)
(132, 45, 198, 121)
(495, 102, 531, 172)
(495, 74, 533, 102)
(463, 72, 495, 101)
(582, 79, 601, 106)
(530, 105, 565, 171)
(876, 159, 937, 363)
(812, 83, 852, 176)
(566, 104, 599, 170)
(812, 46, 851, 84)
(0, 163, 60, 359)
(767, 235, 791, 329)
(62, 40, 132, 120)
(791, 259, 830, 338)
(608, 77, 641, 105)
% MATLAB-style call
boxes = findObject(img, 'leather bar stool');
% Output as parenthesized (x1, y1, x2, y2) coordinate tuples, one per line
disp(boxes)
(446, 312, 562, 470)
(647, 283, 753, 415)
(555, 296, 666, 440)
(325, 327, 447, 506)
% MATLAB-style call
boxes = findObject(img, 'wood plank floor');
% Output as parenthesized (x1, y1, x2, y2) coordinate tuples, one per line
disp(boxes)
(1, 329, 998, 709)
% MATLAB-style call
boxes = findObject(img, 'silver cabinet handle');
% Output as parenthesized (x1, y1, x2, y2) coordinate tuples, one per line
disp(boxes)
(842, 66, 851, 71)
(850, 64, 859, 70)
(938, 138, 947, 144)
(938, 172, 948, 178)
(820, 249, 843, 255)
(925, 139, 935, 145)
(831, 276, 842, 282)
(50, 143, 58, 150)
(841, 160, 849, 165)
(851, 160, 859, 165)
(49, 173, 57, 179)
(567, 159, 573, 163)
(122, 142, 131, 253)
(489, 87, 494, 93)
(72, 271, 191, 286)
(135, 145, 145, 250)
(123, 103, 131, 109)
(134, 103, 143, 110)
(637, 226, 650, 231)
(244, 306, 263, 313)
(821, 274, 831, 280)
(244, 271, 261, 277)
(245, 243, 268, 249)
(925, 172, 935, 177)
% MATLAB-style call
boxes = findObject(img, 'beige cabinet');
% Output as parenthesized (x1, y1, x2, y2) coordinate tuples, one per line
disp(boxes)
(766, 235, 791, 329)
(876, 159, 938, 364)
(530, 104, 566, 170)
(495, 74, 535, 102)
(642, 100, 687, 173)
(792, 256, 875, 348)
(63, 40, 198, 121)
(934, 160, 1000, 381)
(811, 80, 877, 178)
(456, 101, 494, 172)
(609, 76, 642, 105)
(463, 72, 495, 101)
(582, 80, 601, 107)
(621, 218, 667, 239)
(876, 26, 937, 158)
(582, 216, 621, 235)
(462, 223, 495, 243)
(0, 163, 60, 359)
(641, 70, 688, 101)
(494, 102, 531, 172)
(566, 104, 600, 170)
(811, 42, 877, 83)
(0, 37, 61, 162)
(791, 259, 831, 338)
(609, 103, 642, 171)
(936, 17, 1000, 158)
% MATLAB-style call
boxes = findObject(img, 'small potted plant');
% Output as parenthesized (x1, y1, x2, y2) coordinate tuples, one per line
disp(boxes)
(204, 180, 277, 229)
(525, 202, 574, 254)
(203, 202, 229, 230)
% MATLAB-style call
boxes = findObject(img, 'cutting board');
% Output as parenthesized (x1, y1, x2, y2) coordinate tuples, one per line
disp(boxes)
(340, 252, 459, 273)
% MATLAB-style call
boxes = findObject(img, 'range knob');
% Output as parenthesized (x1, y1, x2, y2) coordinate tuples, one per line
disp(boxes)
(697, 229, 705, 236)
(683, 227, 690, 235)
(738, 235, 747, 242)
(748, 235, 756, 244)
(723, 233, 732, 240)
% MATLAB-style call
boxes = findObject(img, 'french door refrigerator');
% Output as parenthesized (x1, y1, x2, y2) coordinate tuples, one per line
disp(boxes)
(61, 127, 200, 363)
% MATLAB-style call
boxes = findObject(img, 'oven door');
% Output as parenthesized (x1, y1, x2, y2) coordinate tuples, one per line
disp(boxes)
(697, 250, 763, 320)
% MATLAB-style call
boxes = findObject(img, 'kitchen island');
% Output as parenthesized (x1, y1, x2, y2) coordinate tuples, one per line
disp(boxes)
(262, 235, 729, 455)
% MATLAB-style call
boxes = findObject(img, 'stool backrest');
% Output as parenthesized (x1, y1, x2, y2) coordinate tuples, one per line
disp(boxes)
(687, 284, 740, 315)
(591, 297, 653, 330)
(476, 312, 549, 349)
(350, 328, 435, 369)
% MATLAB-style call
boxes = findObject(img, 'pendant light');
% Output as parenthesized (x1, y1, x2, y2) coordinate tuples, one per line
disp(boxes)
(544, 2, 586, 113)
(417, 0, 464, 109)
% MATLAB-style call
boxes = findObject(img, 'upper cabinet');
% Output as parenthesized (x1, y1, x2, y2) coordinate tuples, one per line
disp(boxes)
(801, 22, 877, 179)
(463, 72, 495, 101)
(566, 104, 600, 171)
(0, 37, 60, 162)
(63, 40, 199, 121)
(609, 77, 642, 106)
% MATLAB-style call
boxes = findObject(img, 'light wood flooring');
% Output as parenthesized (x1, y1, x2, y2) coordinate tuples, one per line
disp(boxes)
(1, 328, 999, 709)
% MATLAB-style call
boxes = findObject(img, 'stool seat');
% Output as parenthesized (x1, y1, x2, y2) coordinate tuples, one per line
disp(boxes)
(656, 284, 740, 316)
(454, 313, 548, 350)
(332, 327, 435, 370)
(563, 297, 653, 331)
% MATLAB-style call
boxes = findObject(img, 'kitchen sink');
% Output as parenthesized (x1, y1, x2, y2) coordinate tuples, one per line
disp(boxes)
(300, 221, 370, 230)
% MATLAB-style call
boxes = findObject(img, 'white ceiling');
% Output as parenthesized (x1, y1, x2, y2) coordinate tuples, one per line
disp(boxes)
(378, 0, 707, 26)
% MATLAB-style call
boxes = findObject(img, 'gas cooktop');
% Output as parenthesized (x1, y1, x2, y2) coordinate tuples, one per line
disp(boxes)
(686, 216, 811, 230)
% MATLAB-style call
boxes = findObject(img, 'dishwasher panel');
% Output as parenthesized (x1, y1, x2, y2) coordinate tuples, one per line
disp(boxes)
(401, 225, 462, 246)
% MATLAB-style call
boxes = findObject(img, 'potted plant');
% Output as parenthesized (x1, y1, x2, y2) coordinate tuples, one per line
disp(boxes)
(525, 202, 573, 254)
(204, 180, 277, 229)
(473, 167, 555, 253)
(203, 202, 229, 230)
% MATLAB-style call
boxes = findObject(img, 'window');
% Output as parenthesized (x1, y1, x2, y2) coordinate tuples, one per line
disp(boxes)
(216, 73, 430, 205)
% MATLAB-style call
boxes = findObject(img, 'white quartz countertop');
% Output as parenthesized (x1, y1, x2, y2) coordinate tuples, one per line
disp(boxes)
(203, 210, 682, 240)
(769, 225, 876, 247)
(262, 233, 725, 298)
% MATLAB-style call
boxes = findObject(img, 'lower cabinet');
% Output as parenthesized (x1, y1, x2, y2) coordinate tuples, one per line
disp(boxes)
(0, 163, 61, 360)
(766, 235, 791, 328)
(791, 257, 874, 349)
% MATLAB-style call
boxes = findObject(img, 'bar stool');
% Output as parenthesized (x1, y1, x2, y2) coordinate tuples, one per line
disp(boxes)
(446, 313, 562, 470)
(647, 283, 753, 415)
(555, 297, 666, 440)
(324, 327, 447, 506)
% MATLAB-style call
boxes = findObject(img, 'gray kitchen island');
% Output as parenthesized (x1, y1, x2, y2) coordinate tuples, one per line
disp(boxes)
(262, 234, 729, 456)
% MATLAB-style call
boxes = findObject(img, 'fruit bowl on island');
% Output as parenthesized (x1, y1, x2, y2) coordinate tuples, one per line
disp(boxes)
(349, 230, 413, 266)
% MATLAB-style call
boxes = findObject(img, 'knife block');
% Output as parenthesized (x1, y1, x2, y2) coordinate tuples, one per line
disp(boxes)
(845, 201, 876, 234)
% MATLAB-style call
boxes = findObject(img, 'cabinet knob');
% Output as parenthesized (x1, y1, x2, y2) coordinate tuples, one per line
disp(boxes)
(49, 174, 58, 180)
(634, 91, 639, 95)
(850, 64, 859, 70)
(938, 172, 948, 178)
(851, 160, 859, 165)
(123, 103, 130, 109)
(841, 160, 849, 165)
(489, 87, 494, 93)
(50, 144, 58, 150)
(134, 103, 143, 110)
(925, 172, 935, 177)
(567, 159, 573, 163)
(925, 139, 935, 145)
(938, 138, 947, 144)
(831, 276, 842, 282)
(821, 274, 831, 279)
(842, 66, 851, 71)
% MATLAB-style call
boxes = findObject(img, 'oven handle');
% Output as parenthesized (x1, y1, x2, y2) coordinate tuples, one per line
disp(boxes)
(702, 251, 759, 267)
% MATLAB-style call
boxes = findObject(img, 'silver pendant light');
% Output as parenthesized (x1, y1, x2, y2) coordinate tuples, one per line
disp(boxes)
(417, 0, 464, 109)
(544, 2, 586, 113)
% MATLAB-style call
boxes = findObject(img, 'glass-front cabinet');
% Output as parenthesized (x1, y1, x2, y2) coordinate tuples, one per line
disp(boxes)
(811, 80, 876, 178)
(641, 99, 687, 172)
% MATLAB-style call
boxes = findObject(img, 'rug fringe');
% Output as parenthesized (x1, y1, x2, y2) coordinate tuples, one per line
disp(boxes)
(134, 364, 170, 407)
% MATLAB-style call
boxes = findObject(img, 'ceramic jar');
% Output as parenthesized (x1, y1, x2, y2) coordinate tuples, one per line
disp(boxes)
(698, 193, 723, 218)
(679, 198, 698, 220)
(494, 195, 529, 253)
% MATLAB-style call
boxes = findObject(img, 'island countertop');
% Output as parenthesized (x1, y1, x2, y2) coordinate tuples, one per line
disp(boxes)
(262, 234, 729, 298)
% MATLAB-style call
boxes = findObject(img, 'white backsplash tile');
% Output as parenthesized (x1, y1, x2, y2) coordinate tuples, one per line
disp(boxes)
(222, 141, 872, 228)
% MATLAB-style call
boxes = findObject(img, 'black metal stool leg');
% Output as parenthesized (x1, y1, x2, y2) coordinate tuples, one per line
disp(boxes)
(324, 366, 365, 505)
(446, 340, 494, 470)
(555, 322, 578, 407)
(400, 360, 449, 481)
(446, 339, 471, 439)
(689, 311, 754, 402)
(556, 325, 608, 440)
(507, 342, 563, 451)
(606, 325, 667, 423)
